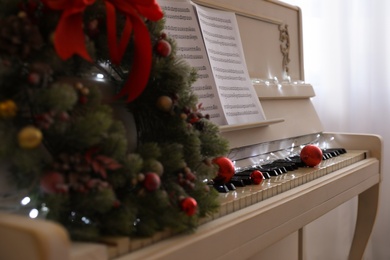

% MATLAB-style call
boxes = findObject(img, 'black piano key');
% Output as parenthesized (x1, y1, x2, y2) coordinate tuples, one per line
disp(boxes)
(229, 176, 246, 187)
(256, 168, 272, 176)
(263, 170, 279, 176)
(234, 171, 255, 184)
(225, 182, 236, 191)
(259, 165, 284, 176)
(265, 163, 288, 174)
(262, 172, 271, 179)
(234, 170, 250, 176)
(279, 166, 288, 174)
(323, 148, 347, 157)
(282, 161, 298, 169)
(331, 150, 341, 156)
(213, 184, 230, 193)
(287, 156, 306, 167)
(324, 148, 346, 154)
(321, 148, 347, 160)
(272, 160, 298, 170)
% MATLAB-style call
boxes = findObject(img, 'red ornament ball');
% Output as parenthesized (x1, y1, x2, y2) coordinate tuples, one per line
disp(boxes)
(181, 197, 198, 216)
(40, 171, 65, 194)
(143, 172, 161, 191)
(156, 39, 172, 57)
(300, 144, 323, 167)
(212, 156, 235, 184)
(250, 170, 264, 185)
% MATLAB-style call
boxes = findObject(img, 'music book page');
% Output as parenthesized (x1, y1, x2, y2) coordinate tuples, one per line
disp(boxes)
(158, 0, 265, 125)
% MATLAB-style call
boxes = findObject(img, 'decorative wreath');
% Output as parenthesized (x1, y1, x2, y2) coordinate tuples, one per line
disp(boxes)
(0, 0, 229, 240)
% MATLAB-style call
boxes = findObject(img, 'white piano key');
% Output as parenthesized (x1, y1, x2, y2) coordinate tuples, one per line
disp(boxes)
(256, 189, 263, 202)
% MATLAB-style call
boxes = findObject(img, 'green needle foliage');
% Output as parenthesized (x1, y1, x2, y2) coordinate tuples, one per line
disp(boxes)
(0, 0, 229, 241)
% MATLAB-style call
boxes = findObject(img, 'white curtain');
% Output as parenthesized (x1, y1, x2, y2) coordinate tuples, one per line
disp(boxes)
(283, 0, 390, 259)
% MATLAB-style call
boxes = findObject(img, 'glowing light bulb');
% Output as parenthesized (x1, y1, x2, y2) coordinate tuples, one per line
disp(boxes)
(29, 209, 39, 218)
(20, 197, 31, 205)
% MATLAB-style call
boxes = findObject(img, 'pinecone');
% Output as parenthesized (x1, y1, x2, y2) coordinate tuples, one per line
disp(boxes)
(0, 13, 43, 59)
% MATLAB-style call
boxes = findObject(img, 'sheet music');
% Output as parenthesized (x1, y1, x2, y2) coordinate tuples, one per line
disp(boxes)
(159, 0, 227, 125)
(158, 0, 266, 125)
(195, 5, 265, 124)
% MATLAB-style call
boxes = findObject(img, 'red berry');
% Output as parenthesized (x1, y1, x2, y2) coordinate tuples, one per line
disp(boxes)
(185, 171, 196, 181)
(28, 72, 40, 85)
(58, 112, 70, 121)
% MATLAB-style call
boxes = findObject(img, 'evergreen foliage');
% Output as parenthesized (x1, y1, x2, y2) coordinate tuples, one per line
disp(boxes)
(0, 0, 229, 241)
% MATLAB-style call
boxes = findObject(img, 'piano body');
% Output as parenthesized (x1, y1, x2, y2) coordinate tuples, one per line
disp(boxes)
(0, 0, 382, 260)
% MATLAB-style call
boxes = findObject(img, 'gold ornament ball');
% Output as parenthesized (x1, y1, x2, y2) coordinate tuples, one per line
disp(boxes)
(0, 100, 17, 118)
(156, 96, 173, 112)
(18, 126, 43, 149)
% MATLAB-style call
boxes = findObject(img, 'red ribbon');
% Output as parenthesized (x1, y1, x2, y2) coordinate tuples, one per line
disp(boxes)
(43, 0, 95, 61)
(43, 0, 163, 102)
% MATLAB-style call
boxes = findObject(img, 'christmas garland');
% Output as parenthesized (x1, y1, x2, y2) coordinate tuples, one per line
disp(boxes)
(0, 0, 229, 240)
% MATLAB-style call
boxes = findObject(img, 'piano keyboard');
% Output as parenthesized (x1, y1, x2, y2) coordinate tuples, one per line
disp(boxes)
(214, 148, 348, 191)
(215, 150, 367, 219)
(93, 149, 367, 258)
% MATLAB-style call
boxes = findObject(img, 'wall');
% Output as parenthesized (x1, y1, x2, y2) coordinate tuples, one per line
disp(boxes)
(283, 1, 390, 259)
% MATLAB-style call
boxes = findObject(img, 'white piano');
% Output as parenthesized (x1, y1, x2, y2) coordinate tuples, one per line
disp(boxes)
(0, 0, 382, 260)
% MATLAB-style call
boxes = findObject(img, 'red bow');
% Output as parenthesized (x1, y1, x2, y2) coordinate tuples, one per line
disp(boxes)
(105, 0, 163, 102)
(43, 0, 96, 61)
(43, 0, 163, 102)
